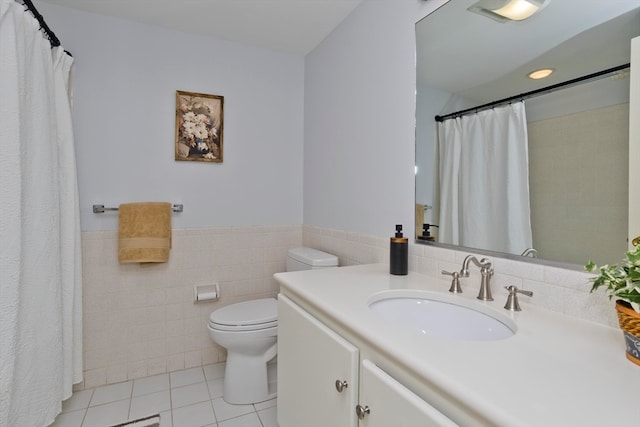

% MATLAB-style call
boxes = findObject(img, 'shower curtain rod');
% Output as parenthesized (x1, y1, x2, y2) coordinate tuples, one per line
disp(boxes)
(19, 0, 71, 56)
(434, 63, 630, 122)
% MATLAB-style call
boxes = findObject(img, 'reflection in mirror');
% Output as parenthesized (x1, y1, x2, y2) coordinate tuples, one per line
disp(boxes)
(415, 0, 639, 268)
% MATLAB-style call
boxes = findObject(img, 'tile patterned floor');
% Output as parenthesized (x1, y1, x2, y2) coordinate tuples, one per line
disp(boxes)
(49, 363, 278, 427)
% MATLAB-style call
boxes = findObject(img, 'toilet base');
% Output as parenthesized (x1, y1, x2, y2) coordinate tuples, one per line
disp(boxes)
(223, 348, 277, 404)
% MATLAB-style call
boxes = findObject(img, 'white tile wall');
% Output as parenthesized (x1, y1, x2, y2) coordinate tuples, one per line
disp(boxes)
(302, 225, 618, 328)
(79, 223, 616, 390)
(528, 103, 629, 266)
(79, 225, 301, 390)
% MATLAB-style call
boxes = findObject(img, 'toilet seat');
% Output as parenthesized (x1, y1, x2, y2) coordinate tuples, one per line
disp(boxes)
(209, 298, 277, 332)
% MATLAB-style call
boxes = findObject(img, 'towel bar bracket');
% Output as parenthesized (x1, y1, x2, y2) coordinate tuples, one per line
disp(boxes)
(93, 204, 183, 213)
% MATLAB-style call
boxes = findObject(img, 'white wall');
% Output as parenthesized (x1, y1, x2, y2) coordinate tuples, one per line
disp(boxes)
(35, 1, 305, 232)
(303, 0, 446, 238)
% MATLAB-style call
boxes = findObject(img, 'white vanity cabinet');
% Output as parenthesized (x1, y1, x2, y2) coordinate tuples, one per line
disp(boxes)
(359, 359, 458, 427)
(275, 264, 640, 427)
(278, 294, 359, 427)
(278, 294, 458, 427)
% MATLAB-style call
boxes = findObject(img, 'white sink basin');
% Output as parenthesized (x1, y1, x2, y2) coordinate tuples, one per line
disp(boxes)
(368, 290, 516, 341)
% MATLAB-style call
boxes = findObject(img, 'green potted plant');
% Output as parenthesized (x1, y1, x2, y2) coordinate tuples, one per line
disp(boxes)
(586, 245, 640, 366)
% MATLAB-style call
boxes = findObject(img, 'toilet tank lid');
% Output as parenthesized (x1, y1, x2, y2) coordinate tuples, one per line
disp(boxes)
(287, 247, 338, 267)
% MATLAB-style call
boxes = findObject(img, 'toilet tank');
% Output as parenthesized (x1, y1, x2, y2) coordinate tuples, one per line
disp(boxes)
(286, 247, 338, 272)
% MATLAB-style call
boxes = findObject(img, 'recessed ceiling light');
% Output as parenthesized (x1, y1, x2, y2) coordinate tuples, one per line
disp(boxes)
(468, 0, 550, 23)
(494, 0, 540, 20)
(528, 68, 554, 79)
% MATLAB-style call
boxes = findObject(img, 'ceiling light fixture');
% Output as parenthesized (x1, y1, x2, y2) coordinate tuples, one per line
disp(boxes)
(468, 0, 550, 23)
(528, 68, 554, 79)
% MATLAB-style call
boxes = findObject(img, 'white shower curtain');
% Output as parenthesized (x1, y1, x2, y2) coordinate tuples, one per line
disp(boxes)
(437, 102, 532, 254)
(0, 1, 83, 426)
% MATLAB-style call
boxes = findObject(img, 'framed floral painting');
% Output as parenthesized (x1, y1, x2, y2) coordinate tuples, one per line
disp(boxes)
(175, 90, 224, 162)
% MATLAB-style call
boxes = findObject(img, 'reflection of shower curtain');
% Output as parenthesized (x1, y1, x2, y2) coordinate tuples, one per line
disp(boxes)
(437, 102, 532, 254)
(0, 2, 82, 426)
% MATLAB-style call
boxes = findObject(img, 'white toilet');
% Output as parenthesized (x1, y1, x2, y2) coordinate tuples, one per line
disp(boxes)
(207, 247, 338, 404)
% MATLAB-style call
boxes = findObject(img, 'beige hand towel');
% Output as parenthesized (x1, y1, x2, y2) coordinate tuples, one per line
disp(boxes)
(118, 202, 172, 264)
(415, 203, 424, 239)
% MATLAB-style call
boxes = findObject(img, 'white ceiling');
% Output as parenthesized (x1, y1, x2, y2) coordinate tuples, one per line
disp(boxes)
(417, 0, 640, 105)
(38, 0, 363, 55)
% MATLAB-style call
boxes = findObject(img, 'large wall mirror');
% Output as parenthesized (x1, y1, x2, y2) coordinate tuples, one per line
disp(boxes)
(415, 0, 639, 268)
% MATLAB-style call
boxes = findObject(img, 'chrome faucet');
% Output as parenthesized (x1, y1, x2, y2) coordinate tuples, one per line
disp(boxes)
(504, 285, 533, 311)
(520, 248, 538, 258)
(441, 270, 462, 293)
(460, 255, 494, 301)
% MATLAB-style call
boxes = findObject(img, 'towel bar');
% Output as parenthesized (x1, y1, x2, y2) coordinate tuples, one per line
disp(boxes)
(93, 204, 183, 213)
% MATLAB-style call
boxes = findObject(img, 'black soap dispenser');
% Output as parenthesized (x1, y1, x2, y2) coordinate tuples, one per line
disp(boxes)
(390, 224, 408, 275)
(417, 223, 438, 241)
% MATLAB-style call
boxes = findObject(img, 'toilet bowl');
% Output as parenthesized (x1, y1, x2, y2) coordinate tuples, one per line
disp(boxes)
(207, 298, 278, 404)
(208, 247, 338, 404)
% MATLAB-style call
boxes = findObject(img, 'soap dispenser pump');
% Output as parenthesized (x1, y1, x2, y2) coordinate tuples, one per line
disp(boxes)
(417, 223, 438, 241)
(390, 224, 408, 275)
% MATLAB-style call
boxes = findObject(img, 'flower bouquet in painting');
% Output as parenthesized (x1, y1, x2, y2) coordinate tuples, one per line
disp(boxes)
(175, 90, 224, 162)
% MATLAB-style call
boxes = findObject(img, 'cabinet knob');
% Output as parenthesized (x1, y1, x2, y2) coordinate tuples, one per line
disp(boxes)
(335, 379, 348, 393)
(355, 404, 370, 420)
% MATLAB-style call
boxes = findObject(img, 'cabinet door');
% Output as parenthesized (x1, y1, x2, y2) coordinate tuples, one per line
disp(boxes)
(359, 360, 458, 427)
(278, 295, 359, 427)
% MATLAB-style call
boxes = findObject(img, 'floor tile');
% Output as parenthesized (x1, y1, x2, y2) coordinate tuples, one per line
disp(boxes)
(172, 401, 216, 426)
(129, 390, 171, 419)
(50, 364, 279, 427)
(49, 409, 85, 427)
(253, 397, 276, 411)
(171, 381, 211, 409)
(211, 397, 254, 422)
(257, 406, 278, 427)
(159, 410, 173, 427)
(89, 381, 133, 407)
(207, 378, 224, 399)
(83, 400, 130, 427)
(170, 366, 205, 388)
(133, 373, 170, 397)
(62, 389, 93, 413)
(203, 363, 226, 381)
(218, 412, 262, 427)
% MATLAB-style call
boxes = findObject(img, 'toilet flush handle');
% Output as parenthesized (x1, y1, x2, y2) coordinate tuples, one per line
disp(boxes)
(335, 379, 348, 393)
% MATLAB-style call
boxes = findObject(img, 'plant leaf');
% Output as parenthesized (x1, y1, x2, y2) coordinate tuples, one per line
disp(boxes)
(615, 290, 640, 304)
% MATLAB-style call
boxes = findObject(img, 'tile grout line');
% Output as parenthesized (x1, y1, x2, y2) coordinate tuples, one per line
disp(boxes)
(79, 388, 93, 427)
(127, 380, 134, 422)
(203, 366, 219, 426)
(167, 371, 175, 427)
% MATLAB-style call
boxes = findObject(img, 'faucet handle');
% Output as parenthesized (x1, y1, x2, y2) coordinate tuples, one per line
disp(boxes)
(504, 285, 533, 311)
(442, 270, 462, 293)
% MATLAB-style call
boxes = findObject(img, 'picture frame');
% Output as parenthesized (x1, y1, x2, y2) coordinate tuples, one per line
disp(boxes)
(175, 90, 224, 162)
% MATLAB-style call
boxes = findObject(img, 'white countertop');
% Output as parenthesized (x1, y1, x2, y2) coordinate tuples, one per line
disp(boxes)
(275, 264, 640, 427)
